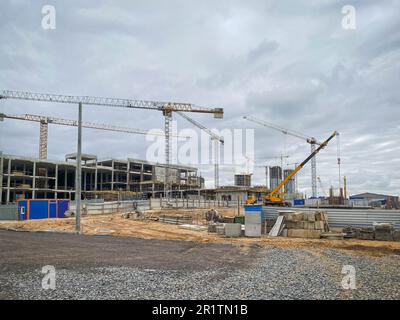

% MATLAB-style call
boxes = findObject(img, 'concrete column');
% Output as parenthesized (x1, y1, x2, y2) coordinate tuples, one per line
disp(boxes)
(32, 162, 36, 199)
(75, 102, 83, 233)
(94, 168, 98, 191)
(111, 160, 114, 191)
(64, 168, 67, 190)
(126, 161, 130, 191)
(55, 164, 58, 199)
(0, 155, 3, 204)
(6, 159, 11, 203)
(84, 170, 87, 191)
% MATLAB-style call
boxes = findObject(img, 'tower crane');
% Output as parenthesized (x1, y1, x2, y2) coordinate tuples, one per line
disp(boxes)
(0, 90, 224, 199)
(175, 111, 224, 189)
(0, 112, 189, 160)
(243, 115, 323, 198)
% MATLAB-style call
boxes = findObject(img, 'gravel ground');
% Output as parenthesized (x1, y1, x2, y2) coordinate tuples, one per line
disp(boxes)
(1, 231, 400, 299)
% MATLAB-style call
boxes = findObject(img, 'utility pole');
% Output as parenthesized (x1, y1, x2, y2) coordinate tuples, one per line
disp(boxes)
(75, 102, 82, 234)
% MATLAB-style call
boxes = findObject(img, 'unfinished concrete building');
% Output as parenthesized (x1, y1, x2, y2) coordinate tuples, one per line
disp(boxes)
(0, 153, 203, 204)
(234, 174, 252, 187)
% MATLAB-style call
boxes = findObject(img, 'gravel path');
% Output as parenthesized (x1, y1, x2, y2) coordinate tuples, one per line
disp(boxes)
(1, 231, 399, 299)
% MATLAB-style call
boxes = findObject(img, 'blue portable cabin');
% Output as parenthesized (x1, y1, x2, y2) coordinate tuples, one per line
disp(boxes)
(17, 199, 69, 220)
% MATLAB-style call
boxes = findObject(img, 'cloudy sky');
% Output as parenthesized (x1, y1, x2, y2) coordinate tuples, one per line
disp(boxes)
(1, 0, 399, 196)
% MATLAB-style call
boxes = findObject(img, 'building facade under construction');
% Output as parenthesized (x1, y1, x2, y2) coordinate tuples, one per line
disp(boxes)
(0, 153, 203, 204)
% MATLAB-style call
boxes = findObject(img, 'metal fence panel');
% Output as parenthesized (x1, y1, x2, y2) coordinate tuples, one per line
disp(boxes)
(263, 206, 400, 229)
(70, 200, 150, 215)
(0, 204, 18, 220)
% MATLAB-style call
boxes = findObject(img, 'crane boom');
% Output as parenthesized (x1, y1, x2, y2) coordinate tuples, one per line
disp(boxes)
(265, 131, 338, 205)
(243, 116, 322, 145)
(0, 90, 223, 115)
(0, 113, 170, 136)
(175, 111, 224, 143)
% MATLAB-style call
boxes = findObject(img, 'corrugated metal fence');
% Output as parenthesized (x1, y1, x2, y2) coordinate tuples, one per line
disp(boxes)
(263, 206, 400, 230)
(151, 198, 245, 209)
(0, 204, 18, 220)
(69, 200, 150, 215)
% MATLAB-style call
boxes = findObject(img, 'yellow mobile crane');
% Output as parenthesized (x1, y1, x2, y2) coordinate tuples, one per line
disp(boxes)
(265, 131, 338, 206)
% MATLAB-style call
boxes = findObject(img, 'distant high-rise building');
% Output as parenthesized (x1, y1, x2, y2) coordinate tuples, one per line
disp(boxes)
(284, 169, 295, 194)
(269, 166, 282, 190)
(234, 174, 251, 187)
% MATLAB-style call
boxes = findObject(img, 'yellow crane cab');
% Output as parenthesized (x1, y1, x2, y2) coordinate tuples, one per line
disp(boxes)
(246, 195, 257, 205)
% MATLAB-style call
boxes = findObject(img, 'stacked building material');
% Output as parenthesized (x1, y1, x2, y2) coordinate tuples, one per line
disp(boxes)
(359, 227, 375, 240)
(343, 225, 399, 241)
(374, 223, 394, 241)
(343, 226, 361, 238)
(280, 211, 329, 239)
(158, 214, 193, 225)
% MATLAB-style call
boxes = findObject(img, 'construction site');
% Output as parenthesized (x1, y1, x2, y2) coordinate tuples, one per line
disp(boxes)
(0, 89, 400, 301)
(1, 1, 400, 303)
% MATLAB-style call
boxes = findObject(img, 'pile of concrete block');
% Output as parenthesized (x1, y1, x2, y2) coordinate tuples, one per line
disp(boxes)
(374, 223, 395, 241)
(279, 211, 329, 239)
(343, 224, 399, 241)
(359, 227, 375, 240)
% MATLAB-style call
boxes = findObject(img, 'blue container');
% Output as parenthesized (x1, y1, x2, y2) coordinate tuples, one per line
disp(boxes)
(18, 200, 28, 220)
(17, 199, 70, 220)
(293, 199, 305, 206)
(30, 201, 49, 219)
(244, 205, 263, 212)
(57, 200, 69, 218)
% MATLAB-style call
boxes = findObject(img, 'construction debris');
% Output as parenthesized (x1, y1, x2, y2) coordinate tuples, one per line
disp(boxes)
(205, 209, 221, 222)
(268, 216, 284, 237)
(121, 203, 146, 220)
(262, 218, 277, 234)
